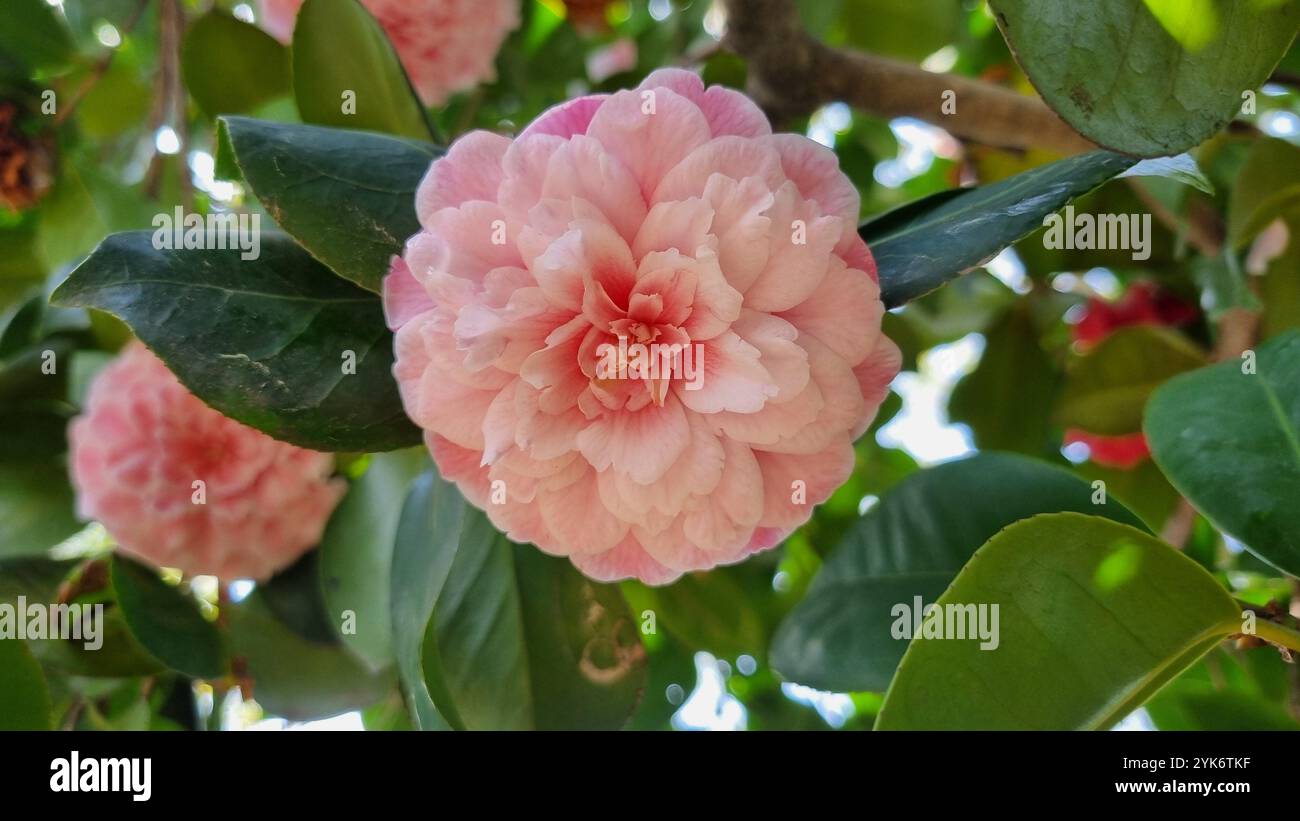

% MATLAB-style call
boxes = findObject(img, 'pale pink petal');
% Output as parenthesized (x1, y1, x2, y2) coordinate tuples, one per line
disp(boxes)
(382, 256, 434, 330)
(675, 330, 776, 414)
(521, 94, 609, 139)
(850, 336, 902, 439)
(416, 130, 510, 218)
(778, 256, 883, 365)
(587, 87, 712, 201)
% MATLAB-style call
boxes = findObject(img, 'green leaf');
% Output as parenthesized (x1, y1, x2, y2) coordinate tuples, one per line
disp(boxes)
(388, 471, 647, 730)
(949, 303, 1060, 455)
(0, 0, 74, 73)
(319, 448, 428, 668)
(622, 571, 768, 661)
(875, 512, 1241, 729)
(770, 453, 1146, 692)
(228, 593, 395, 721)
(51, 231, 421, 452)
(1227, 137, 1300, 247)
(430, 534, 646, 730)
(840, 0, 960, 62)
(0, 461, 80, 559)
(255, 552, 336, 645)
(509, 547, 649, 730)
(1118, 154, 1214, 194)
(1146, 651, 1300, 730)
(862, 151, 1138, 307)
(389, 469, 466, 730)
(223, 117, 438, 293)
(990, 0, 1300, 157)
(182, 11, 291, 117)
(1056, 325, 1207, 435)
(291, 0, 435, 141)
(110, 556, 228, 679)
(1145, 330, 1300, 577)
(0, 640, 52, 730)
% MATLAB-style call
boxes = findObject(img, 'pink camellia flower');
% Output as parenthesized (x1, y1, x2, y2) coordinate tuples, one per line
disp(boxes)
(69, 343, 346, 581)
(258, 0, 519, 106)
(385, 69, 900, 584)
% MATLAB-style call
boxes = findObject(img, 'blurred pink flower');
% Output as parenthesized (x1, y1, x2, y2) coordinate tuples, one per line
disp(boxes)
(586, 38, 637, 83)
(258, 0, 519, 106)
(385, 69, 899, 584)
(69, 343, 345, 581)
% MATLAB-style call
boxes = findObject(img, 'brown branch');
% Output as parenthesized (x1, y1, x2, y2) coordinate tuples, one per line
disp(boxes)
(52, 0, 150, 127)
(719, 0, 1094, 155)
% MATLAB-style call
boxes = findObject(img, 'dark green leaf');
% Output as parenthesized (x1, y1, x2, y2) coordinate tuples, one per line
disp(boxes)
(862, 151, 1138, 307)
(256, 551, 337, 645)
(110, 556, 228, 679)
(51, 232, 421, 452)
(1145, 330, 1300, 577)
(223, 116, 438, 292)
(770, 452, 1145, 692)
(990, 0, 1300, 156)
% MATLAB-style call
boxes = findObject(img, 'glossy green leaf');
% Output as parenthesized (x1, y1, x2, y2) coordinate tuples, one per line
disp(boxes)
(292, 0, 434, 141)
(862, 151, 1138, 307)
(771, 453, 1146, 692)
(320, 448, 428, 668)
(0, 640, 52, 730)
(875, 513, 1241, 729)
(1145, 330, 1300, 576)
(1056, 325, 1207, 436)
(223, 117, 438, 293)
(389, 470, 466, 730)
(429, 518, 646, 730)
(110, 556, 227, 679)
(51, 231, 421, 452)
(182, 11, 291, 117)
(990, 0, 1300, 156)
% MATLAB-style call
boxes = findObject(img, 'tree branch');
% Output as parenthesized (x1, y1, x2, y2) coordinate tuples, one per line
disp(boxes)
(720, 0, 1094, 155)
